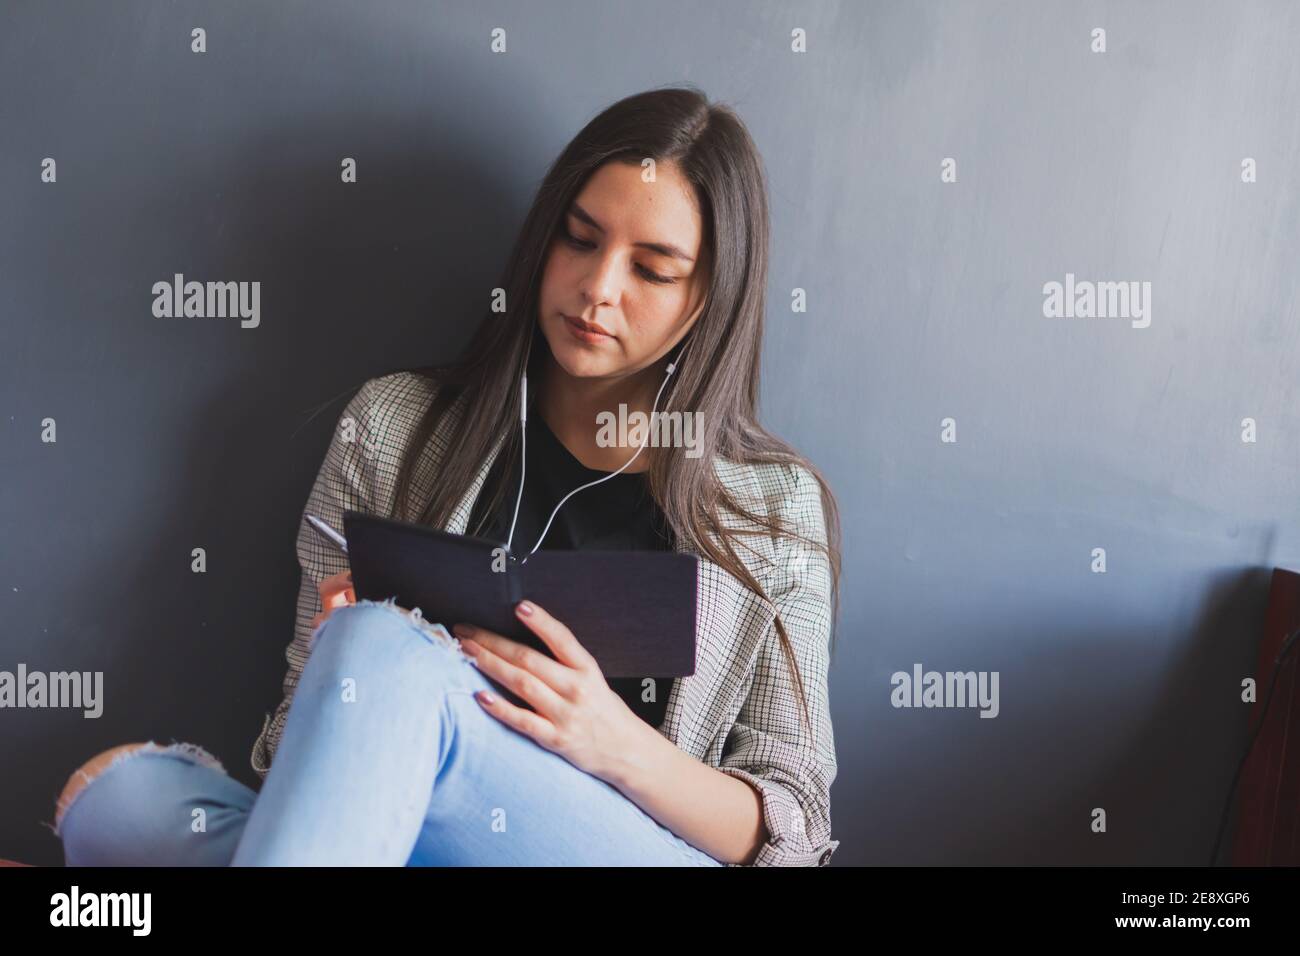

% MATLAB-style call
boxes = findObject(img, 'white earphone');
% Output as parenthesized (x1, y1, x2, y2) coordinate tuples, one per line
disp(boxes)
(505, 345, 686, 563)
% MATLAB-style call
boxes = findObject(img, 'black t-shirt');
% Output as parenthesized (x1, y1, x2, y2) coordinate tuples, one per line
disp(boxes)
(466, 414, 678, 730)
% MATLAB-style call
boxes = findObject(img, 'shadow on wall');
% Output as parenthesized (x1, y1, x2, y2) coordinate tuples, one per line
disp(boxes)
(14, 98, 523, 867)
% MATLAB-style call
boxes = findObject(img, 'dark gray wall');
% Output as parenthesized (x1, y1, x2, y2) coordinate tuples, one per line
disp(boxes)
(3, 0, 1297, 866)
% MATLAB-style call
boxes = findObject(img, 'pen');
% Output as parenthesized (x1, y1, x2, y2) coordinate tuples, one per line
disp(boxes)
(306, 514, 349, 555)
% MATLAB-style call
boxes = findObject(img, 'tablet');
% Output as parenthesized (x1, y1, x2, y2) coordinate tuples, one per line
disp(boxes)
(341, 511, 699, 677)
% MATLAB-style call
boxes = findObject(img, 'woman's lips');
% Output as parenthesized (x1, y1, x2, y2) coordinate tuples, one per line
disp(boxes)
(563, 314, 613, 344)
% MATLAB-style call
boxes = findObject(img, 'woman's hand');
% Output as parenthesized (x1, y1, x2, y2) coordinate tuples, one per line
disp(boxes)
(451, 600, 648, 782)
(310, 569, 355, 633)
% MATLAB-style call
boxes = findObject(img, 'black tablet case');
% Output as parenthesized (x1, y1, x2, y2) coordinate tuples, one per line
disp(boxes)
(341, 511, 698, 677)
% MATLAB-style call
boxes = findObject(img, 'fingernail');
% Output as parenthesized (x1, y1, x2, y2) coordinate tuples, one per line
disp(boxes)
(477, 690, 495, 705)
(452, 623, 473, 639)
(459, 639, 480, 656)
(517, 601, 534, 616)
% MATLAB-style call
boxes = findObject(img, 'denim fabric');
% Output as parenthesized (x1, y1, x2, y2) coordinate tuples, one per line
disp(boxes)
(56, 599, 723, 867)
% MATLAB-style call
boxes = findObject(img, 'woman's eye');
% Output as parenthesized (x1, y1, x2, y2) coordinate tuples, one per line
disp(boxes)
(561, 227, 595, 251)
(560, 227, 677, 285)
(636, 265, 676, 285)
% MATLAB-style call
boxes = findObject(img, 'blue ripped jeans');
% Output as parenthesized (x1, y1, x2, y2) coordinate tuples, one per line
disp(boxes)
(54, 598, 723, 866)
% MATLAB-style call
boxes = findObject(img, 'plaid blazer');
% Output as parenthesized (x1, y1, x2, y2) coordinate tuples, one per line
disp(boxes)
(250, 370, 840, 867)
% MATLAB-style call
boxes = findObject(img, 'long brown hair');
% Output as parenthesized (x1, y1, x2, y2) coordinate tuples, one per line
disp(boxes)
(384, 85, 841, 732)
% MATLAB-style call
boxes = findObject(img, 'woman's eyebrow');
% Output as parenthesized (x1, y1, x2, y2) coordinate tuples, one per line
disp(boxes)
(569, 202, 696, 263)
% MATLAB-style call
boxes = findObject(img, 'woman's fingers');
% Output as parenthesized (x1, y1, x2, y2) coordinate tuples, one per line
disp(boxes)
(454, 623, 578, 696)
(311, 569, 355, 635)
(512, 601, 597, 671)
(318, 569, 355, 611)
(457, 631, 571, 720)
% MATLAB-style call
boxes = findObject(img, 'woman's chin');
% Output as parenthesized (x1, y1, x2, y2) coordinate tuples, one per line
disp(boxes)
(546, 337, 622, 378)
(556, 357, 620, 380)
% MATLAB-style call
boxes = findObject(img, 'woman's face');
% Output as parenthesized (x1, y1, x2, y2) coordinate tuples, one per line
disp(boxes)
(537, 159, 708, 382)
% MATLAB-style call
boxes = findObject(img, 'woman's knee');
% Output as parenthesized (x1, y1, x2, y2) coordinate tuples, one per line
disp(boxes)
(55, 741, 156, 835)
(55, 741, 234, 865)
(312, 598, 477, 680)
(57, 742, 227, 826)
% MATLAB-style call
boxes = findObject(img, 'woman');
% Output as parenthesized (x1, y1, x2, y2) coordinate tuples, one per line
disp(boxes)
(52, 86, 843, 867)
